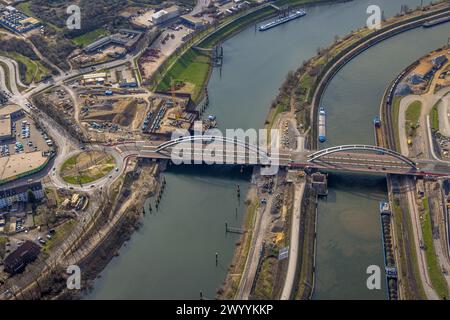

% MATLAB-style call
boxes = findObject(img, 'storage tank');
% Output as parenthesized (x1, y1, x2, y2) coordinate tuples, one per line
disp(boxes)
(318, 107, 326, 143)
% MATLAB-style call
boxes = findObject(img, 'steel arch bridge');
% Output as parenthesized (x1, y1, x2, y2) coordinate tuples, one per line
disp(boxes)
(156, 135, 271, 162)
(307, 145, 417, 168)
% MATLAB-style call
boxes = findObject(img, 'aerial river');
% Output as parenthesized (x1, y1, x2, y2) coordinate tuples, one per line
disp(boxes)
(88, 0, 447, 299)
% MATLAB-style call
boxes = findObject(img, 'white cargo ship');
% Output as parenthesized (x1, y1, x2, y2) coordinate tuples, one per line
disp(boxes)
(259, 9, 306, 31)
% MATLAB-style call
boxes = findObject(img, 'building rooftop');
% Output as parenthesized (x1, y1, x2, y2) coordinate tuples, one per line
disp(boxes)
(0, 104, 22, 117)
(0, 116, 11, 138)
(0, 182, 43, 199)
(3, 240, 40, 274)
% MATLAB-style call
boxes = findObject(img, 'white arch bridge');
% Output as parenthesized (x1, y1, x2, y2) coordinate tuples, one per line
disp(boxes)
(120, 137, 450, 177)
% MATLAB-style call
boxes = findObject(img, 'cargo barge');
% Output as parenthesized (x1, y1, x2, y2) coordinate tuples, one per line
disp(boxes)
(373, 116, 383, 147)
(318, 107, 327, 143)
(259, 9, 306, 31)
(423, 16, 450, 28)
(379, 201, 398, 300)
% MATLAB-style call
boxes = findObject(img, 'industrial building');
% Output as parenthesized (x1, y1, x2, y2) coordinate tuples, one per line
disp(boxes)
(0, 105, 24, 142)
(82, 72, 109, 85)
(3, 240, 40, 274)
(0, 117, 12, 141)
(0, 6, 40, 34)
(151, 6, 180, 25)
(0, 182, 45, 209)
(83, 29, 143, 53)
(181, 14, 208, 30)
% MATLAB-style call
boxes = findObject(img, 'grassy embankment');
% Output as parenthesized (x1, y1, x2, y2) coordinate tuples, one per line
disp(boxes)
(42, 220, 76, 253)
(16, 1, 33, 16)
(0, 51, 50, 85)
(61, 152, 116, 185)
(72, 28, 110, 46)
(392, 199, 427, 299)
(0, 61, 12, 92)
(154, 0, 355, 104)
(405, 100, 422, 138)
(430, 102, 440, 132)
(391, 96, 403, 150)
(156, 5, 277, 102)
(421, 197, 449, 299)
(219, 197, 259, 299)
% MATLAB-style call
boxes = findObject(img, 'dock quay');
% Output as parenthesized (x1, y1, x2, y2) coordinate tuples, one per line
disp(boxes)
(379, 201, 398, 300)
(311, 172, 328, 196)
(225, 223, 246, 234)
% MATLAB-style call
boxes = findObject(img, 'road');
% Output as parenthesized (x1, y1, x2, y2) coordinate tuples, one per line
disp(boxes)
(405, 178, 439, 300)
(398, 86, 450, 159)
(280, 181, 305, 300)
(235, 177, 278, 300)
(0, 56, 21, 95)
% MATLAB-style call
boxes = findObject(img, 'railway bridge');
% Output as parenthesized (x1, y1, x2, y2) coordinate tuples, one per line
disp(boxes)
(112, 136, 450, 177)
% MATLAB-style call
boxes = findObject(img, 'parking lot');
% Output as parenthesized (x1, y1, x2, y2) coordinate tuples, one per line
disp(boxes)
(0, 115, 52, 159)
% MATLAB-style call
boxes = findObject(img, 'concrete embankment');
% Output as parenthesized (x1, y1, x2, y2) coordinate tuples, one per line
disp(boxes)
(310, 4, 450, 149)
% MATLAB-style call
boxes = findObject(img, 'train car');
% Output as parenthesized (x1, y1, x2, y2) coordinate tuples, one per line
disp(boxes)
(318, 107, 327, 143)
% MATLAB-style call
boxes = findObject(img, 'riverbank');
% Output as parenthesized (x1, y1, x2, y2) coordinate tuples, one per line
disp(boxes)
(250, 1, 450, 300)
(15, 159, 160, 300)
(154, 0, 353, 103)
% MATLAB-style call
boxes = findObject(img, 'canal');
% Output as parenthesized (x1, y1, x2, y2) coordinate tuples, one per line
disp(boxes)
(87, 0, 446, 299)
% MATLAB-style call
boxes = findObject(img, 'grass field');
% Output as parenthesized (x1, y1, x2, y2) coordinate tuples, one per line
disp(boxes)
(253, 257, 276, 299)
(157, 49, 211, 102)
(43, 220, 76, 253)
(405, 100, 422, 137)
(155, 5, 277, 102)
(61, 151, 116, 185)
(72, 28, 109, 46)
(406, 100, 422, 124)
(392, 96, 402, 149)
(392, 200, 427, 299)
(431, 102, 440, 132)
(16, 1, 33, 17)
(421, 197, 448, 299)
(0, 51, 50, 85)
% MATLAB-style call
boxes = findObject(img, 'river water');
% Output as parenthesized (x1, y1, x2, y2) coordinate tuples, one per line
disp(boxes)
(87, 0, 447, 299)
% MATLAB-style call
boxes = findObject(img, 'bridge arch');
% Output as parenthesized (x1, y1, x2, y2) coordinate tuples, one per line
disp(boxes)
(156, 135, 271, 162)
(307, 145, 417, 168)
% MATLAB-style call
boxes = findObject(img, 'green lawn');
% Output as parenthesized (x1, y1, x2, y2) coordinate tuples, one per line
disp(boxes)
(421, 198, 448, 299)
(16, 1, 33, 17)
(405, 100, 422, 124)
(155, 5, 277, 102)
(43, 220, 76, 253)
(405, 100, 422, 137)
(392, 200, 427, 299)
(72, 28, 109, 46)
(157, 49, 211, 102)
(61, 152, 116, 185)
(391, 96, 402, 150)
(431, 103, 440, 132)
(0, 51, 50, 84)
